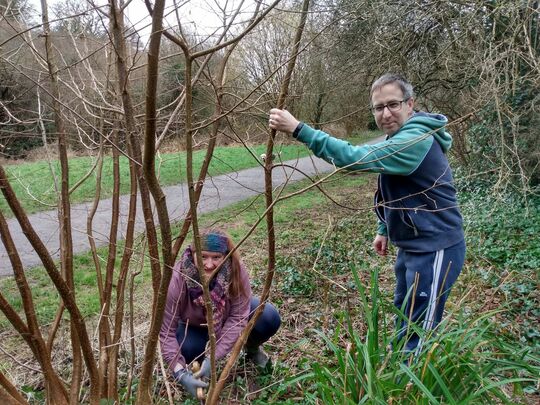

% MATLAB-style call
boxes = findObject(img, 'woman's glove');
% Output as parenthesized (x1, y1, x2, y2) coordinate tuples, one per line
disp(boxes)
(174, 368, 208, 398)
(193, 358, 211, 380)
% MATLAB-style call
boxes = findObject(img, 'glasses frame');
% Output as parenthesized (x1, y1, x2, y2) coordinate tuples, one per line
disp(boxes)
(370, 98, 411, 115)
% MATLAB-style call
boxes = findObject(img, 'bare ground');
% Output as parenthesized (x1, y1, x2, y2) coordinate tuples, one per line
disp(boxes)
(1, 174, 537, 404)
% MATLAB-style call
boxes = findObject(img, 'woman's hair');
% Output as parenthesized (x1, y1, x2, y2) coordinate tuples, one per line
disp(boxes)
(199, 228, 248, 298)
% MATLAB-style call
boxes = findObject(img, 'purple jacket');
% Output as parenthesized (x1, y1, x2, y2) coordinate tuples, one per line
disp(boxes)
(159, 258, 252, 370)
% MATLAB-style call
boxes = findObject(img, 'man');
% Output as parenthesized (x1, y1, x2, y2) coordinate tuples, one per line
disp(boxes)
(268, 73, 465, 353)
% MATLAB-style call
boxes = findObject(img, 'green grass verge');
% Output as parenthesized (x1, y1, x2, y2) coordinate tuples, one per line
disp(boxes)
(0, 171, 370, 328)
(0, 131, 380, 217)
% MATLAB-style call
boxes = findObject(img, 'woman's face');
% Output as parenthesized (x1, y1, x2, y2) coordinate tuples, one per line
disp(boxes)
(200, 250, 225, 278)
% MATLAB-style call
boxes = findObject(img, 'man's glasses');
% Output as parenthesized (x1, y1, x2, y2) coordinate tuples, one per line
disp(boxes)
(370, 98, 410, 115)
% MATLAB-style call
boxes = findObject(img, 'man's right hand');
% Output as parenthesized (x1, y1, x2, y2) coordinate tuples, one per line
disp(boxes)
(174, 369, 208, 398)
(373, 234, 388, 256)
(269, 108, 300, 134)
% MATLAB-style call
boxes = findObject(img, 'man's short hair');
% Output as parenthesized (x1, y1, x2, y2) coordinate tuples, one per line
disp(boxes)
(371, 73, 414, 100)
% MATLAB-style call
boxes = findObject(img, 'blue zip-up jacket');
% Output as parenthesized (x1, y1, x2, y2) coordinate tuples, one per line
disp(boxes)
(294, 112, 464, 252)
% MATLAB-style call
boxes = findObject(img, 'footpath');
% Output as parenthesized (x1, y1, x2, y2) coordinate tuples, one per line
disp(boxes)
(0, 155, 338, 276)
(0, 135, 384, 276)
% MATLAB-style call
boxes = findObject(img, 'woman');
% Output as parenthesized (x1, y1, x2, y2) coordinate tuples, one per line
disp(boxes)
(159, 229, 281, 398)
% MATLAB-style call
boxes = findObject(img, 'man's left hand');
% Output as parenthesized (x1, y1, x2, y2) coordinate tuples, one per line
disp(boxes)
(373, 234, 388, 256)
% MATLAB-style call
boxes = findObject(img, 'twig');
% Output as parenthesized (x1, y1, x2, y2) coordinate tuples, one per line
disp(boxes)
(0, 345, 41, 373)
(157, 341, 175, 405)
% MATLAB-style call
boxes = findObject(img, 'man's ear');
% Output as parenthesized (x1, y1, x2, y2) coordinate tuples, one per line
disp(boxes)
(406, 97, 415, 115)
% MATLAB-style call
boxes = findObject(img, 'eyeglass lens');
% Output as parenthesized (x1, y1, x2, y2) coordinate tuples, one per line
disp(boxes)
(372, 100, 404, 114)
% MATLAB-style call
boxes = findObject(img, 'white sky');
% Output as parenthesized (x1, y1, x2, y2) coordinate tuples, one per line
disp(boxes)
(26, 0, 258, 41)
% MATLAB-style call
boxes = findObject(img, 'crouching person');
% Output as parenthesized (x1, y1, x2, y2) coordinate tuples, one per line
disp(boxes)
(159, 229, 281, 398)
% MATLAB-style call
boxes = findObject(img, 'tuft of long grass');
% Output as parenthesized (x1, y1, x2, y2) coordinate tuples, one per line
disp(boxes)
(286, 266, 539, 404)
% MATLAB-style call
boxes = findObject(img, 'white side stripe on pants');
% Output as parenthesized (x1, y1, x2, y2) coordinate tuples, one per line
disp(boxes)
(415, 249, 444, 355)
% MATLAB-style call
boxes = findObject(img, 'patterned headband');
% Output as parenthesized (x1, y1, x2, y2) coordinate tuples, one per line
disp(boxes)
(200, 232, 229, 254)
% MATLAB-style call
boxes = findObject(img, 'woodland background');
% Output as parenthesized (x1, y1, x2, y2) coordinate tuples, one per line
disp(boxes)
(0, 0, 538, 404)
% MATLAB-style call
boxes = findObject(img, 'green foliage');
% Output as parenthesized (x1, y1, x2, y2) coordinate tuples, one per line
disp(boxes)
(2, 146, 537, 403)
(0, 131, 43, 158)
(281, 267, 539, 404)
(0, 57, 40, 158)
(248, 359, 302, 405)
(304, 221, 366, 275)
(460, 187, 540, 345)
(267, 193, 538, 403)
(276, 257, 315, 296)
(161, 60, 187, 107)
(344, 130, 382, 146)
(276, 214, 374, 297)
(20, 384, 45, 404)
(0, 171, 368, 329)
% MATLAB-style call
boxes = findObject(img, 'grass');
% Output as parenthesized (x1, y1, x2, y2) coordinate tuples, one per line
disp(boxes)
(286, 270, 539, 404)
(0, 143, 302, 216)
(0, 169, 371, 328)
(2, 132, 537, 403)
(0, 130, 380, 218)
(242, 196, 539, 404)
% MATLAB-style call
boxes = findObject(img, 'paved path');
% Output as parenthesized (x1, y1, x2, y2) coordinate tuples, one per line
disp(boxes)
(0, 155, 340, 276)
(1, 135, 385, 277)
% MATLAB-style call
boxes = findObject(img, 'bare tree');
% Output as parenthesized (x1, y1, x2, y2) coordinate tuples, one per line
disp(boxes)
(0, 0, 537, 403)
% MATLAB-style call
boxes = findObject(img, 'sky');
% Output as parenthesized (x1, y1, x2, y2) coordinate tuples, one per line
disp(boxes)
(25, 0, 258, 42)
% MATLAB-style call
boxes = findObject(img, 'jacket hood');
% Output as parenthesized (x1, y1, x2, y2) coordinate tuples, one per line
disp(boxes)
(405, 111, 453, 153)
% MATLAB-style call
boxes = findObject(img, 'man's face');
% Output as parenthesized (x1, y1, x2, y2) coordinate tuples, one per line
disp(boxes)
(371, 83, 414, 136)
